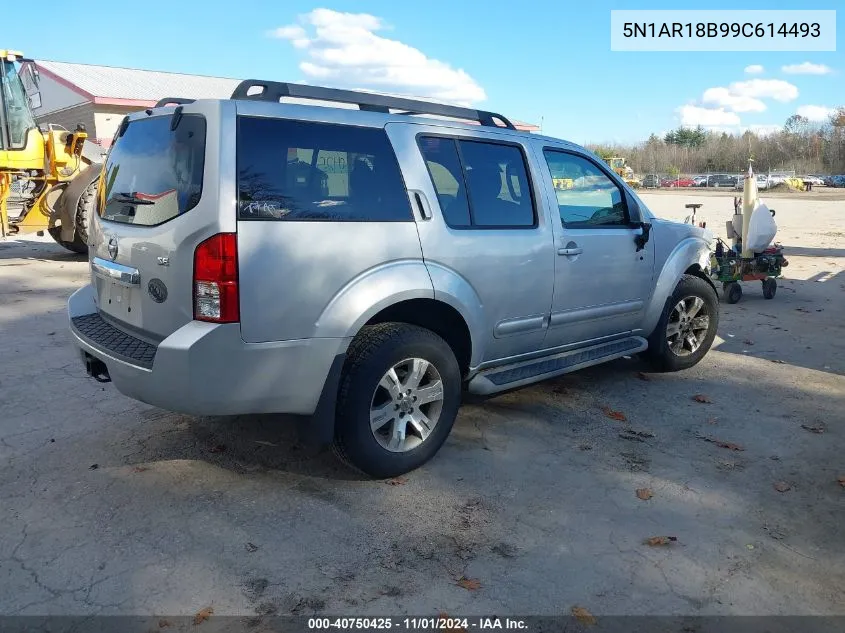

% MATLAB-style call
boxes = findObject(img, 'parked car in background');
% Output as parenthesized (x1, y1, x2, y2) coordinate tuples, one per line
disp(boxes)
(660, 177, 696, 188)
(823, 175, 838, 186)
(831, 175, 845, 187)
(736, 174, 771, 190)
(802, 175, 825, 186)
(642, 174, 661, 188)
(706, 174, 738, 188)
(693, 176, 708, 187)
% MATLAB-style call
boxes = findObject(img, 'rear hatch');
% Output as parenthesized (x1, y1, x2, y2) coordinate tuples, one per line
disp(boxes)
(88, 100, 234, 341)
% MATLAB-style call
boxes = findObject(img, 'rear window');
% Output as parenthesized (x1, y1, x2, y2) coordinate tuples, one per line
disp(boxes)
(99, 114, 206, 226)
(236, 117, 412, 221)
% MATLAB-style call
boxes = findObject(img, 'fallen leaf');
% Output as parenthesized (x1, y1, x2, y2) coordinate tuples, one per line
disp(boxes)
(692, 394, 711, 404)
(208, 444, 226, 454)
(746, 544, 755, 550)
(636, 488, 653, 500)
(743, 339, 755, 345)
(601, 406, 627, 422)
(193, 606, 214, 625)
(132, 466, 149, 473)
(386, 477, 407, 486)
(838, 476, 845, 488)
(88, 464, 99, 470)
(774, 481, 791, 493)
(245, 542, 258, 553)
(571, 606, 596, 626)
(158, 619, 171, 629)
(697, 434, 745, 451)
(636, 372, 651, 381)
(801, 423, 825, 434)
(456, 577, 481, 591)
(645, 536, 678, 546)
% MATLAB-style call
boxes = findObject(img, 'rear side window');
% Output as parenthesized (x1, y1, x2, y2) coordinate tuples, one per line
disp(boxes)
(237, 117, 412, 221)
(99, 114, 206, 226)
(418, 136, 535, 229)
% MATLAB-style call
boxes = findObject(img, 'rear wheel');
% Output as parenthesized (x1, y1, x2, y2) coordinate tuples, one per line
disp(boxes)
(645, 274, 719, 372)
(724, 281, 742, 304)
(762, 278, 777, 299)
(333, 323, 461, 478)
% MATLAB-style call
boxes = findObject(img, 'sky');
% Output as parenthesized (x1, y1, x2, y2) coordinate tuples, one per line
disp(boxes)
(4, 0, 843, 145)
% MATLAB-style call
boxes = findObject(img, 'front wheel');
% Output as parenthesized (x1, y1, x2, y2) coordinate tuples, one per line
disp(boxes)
(645, 275, 720, 372)
(333, 323, 461, 478)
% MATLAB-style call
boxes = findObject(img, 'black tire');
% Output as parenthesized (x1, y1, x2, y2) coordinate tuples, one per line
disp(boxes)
(762, 278, 777, 300)
(47, 226, 87, 254)
(333, 323, 461, 478)
(724, 281, 742, 304)
(75, 180, 96, 245)
(645, 274, 720, 372)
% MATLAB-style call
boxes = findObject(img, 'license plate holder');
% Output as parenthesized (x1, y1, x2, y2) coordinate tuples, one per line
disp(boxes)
(105, 281, 131, 313)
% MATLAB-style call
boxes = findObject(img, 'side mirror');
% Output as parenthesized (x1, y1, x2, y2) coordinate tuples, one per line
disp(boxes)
(633, 221, 652, 252)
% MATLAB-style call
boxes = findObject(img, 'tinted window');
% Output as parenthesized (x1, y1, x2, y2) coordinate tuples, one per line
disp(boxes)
(543, 150, 628, 228)
(417, 137, 471, 227)
(237, 117, 412, 221)
(459, 140, 535, 227)
(99, 114, 206, 226)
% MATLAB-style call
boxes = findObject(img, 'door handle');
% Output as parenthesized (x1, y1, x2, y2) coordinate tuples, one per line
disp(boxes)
(558, 247, 583, 256)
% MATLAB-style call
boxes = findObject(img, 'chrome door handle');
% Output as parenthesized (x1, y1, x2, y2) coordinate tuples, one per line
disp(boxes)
(558, 247, 583, 256)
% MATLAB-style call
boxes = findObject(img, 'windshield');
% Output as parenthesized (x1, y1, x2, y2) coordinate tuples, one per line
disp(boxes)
(0, 59, 37, 150)
(99, 114, 206, 226)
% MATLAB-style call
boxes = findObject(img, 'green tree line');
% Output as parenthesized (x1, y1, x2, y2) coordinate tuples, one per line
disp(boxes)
(589, 108, 845, 176)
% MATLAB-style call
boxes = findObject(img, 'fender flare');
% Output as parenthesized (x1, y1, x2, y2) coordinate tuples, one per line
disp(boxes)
(313, 260, 436, 342)
(312, 260, 483, 363)
(53, 162, 103, 243)
(641, 237, 713, 336)
(422, 262, 486, 367)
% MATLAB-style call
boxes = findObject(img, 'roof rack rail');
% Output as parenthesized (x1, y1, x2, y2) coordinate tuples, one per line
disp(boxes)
(230, 80, 516, 130)
(154, 97, 196, 108)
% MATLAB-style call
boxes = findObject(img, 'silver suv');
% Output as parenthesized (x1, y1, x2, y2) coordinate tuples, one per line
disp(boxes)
(68, 81, 719, 478)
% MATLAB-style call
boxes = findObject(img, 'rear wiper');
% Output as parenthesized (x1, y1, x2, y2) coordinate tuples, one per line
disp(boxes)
(112, 192, 155, 205)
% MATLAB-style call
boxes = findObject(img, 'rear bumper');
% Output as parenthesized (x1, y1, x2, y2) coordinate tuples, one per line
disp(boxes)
(67, 284, 349, 416)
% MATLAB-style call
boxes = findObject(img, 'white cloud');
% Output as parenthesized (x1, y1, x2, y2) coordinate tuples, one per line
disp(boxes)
(702, 87, 766, 112)
(782, 62, 833, 75)
(697, 78, 798, 114)
(677, 105, 741, 127)
(269, 8, 486, 105)
(796, 105, 836, 121)
(728, 79, 799, 102)
(744, 64, 764, 74)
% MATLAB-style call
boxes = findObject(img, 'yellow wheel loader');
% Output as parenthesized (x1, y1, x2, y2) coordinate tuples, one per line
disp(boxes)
(604, 156, 641, 189)
(0, 50, 103, 253)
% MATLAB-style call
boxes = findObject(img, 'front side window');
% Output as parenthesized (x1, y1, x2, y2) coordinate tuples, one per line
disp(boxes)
(418, 136, 535, 229)
(237, 117, 412, 222)
(0, 60, 37, 150)
(543, 150, 628, 228)
(99, 114, 206, 226)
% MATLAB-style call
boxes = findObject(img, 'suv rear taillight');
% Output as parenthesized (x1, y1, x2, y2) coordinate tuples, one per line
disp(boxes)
(193, 233, 239, 323)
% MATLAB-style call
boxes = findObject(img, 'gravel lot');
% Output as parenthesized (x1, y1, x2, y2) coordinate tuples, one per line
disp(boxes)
(1, 189, 843, 622)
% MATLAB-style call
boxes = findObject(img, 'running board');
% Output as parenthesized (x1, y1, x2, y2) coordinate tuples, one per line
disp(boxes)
(467, 336, 647, 395)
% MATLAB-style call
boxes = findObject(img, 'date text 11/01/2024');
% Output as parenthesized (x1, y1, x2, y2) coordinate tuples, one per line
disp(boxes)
(308, 618, 528, 630)
(622, 22, 821, 38)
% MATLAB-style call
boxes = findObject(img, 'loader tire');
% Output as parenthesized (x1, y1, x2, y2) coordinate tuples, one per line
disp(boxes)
(75, 180, 96, 245)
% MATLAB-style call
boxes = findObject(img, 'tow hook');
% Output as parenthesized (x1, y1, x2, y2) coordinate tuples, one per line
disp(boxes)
(84, 354, 111, 383)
